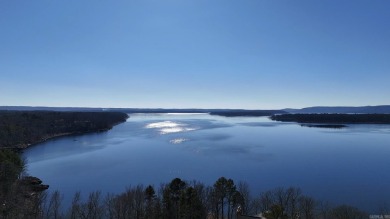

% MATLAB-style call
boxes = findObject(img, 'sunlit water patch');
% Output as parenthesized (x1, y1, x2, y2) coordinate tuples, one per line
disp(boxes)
(145, 121, 198, 134)
(169, 138, 188, 144)
(145, 121, 181, 128)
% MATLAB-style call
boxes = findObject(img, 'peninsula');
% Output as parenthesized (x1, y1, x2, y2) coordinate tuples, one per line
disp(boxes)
(0, 111, 128, 149)
(271, 113, 390, 124)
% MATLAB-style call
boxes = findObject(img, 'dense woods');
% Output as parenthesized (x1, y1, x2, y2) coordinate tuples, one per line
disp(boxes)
(0, 111, 128, 149)
(271, 113, 390, 124)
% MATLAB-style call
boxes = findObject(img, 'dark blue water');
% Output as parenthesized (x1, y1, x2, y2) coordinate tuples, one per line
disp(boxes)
(23, 113, 390, 212)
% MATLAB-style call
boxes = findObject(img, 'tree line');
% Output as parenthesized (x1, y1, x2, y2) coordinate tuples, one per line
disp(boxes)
(0, 111, 128, 149)
(210, 110, 287, 117)
(19, 178, 375, 219)
(271, 113, 390, 124)
(1, 148, 376, 219)
(1, 111, 388, 218)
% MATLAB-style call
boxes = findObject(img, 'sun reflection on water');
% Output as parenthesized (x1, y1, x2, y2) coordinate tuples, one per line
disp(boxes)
(145, 121, 197, 135)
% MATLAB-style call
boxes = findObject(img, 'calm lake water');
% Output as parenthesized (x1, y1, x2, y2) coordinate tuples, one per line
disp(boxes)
(23, 113, 390, 212)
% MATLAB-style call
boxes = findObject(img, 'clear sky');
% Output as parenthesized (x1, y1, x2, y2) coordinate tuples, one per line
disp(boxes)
(1, 0, 389, 109)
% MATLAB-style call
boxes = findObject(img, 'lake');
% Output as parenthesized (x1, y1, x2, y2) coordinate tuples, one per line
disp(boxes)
(23, 113, 390, 213)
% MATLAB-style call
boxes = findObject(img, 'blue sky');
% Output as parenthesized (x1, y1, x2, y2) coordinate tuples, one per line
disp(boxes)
(1, 0, 389, 109)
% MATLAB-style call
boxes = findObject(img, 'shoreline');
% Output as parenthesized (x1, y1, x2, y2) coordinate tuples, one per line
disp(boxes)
(0, 111, 129, 150)
(271, 113, 390, 124)
(15, 127, 113, 150)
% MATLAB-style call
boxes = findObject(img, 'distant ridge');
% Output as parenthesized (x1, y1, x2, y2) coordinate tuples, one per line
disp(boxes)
(1, 105, 390, 114)
(210, 110, 286, 117)
(283, 105, 390, 114)
(0, 106, 213, 113)
(0, 106, 286, 115)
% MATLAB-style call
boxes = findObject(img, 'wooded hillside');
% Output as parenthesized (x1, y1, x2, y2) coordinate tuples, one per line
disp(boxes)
(0, 111, 128, 149)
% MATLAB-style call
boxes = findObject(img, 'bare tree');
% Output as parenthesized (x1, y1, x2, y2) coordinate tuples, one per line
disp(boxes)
(299, 195, 316, 219)
(286, 187, 301, 219)
(316, 201, 332, 219)
(251, 197, 262, 216)
(103, 193, 116, 219)
(69, 191, 81, 219)
(226, 179, 236, 219)
(45, 190, 63, 219)
(259, 190, 275, 213)
(133, 185, 145, 219)
(82, 191, 103, 219)
(30, 191, 47, 219)
(237, 181, 251, 215)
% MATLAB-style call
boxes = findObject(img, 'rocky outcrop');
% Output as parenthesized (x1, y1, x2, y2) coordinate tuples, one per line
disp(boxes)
(20, 176, 49, 194)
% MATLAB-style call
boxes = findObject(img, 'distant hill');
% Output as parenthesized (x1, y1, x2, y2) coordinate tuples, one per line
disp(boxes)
(283, 105, 390, 114)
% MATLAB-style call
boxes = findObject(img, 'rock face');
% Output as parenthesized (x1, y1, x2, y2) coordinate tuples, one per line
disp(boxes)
(0, 176, 49, 218)
(20, 176, 49, 192)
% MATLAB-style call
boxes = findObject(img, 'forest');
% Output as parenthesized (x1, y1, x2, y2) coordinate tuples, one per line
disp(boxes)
(271, 114, 390, 124)
(0, 111, 128, 149)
